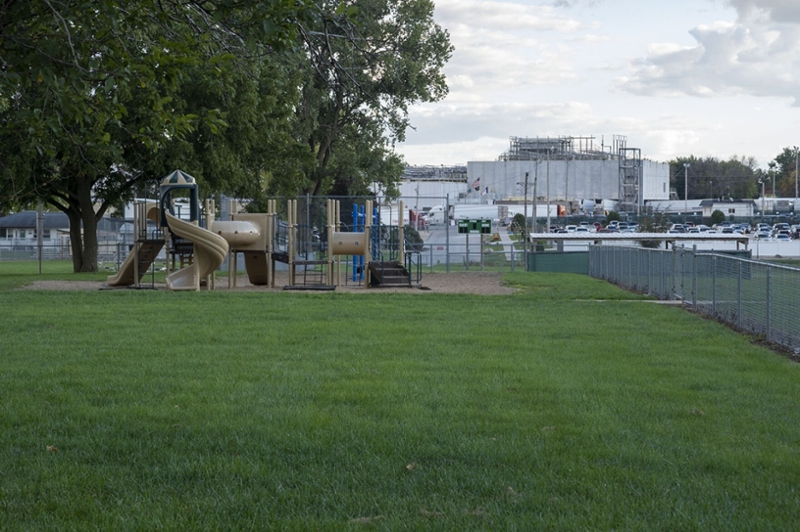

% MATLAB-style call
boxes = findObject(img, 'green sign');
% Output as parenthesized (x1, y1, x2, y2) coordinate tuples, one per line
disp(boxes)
(457, 219, 492, 234)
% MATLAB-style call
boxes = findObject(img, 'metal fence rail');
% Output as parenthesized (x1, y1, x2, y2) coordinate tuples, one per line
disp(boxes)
(589, 245, 800, 352)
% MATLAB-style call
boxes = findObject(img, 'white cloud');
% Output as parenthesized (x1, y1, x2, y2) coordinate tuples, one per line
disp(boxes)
(619, 7, 800, 104)
(435, 0, 582, 33)
(405, 101, 599, 145)
(434, 0, 584, 93)
(398, 136, 510, 166)
(726, 0, 800, 23)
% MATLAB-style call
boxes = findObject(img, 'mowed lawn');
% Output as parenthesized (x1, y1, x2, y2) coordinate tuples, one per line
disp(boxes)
(2, 264, 800, 530)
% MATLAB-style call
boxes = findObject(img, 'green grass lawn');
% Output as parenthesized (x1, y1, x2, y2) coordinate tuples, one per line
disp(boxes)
(2, 262, 800, 529)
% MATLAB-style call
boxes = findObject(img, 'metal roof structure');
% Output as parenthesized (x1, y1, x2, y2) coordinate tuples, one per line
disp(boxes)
(0, 211, 69, 229)
(526, 232, 750, 250)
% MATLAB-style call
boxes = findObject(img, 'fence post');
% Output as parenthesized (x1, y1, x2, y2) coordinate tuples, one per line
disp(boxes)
(737, 261, 742, 330)
(712, 255, 717, 317)
(692, 245, 698, 311)
(766, 267, 772, 342)
(510, 238, 515, 273)
(670, 246, 676, 301)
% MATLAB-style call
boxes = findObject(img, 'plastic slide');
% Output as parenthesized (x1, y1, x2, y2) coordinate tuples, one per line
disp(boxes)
(106, 240, 164, 287)
(107, 204, 163, 287)
(165, 212, 229, 291)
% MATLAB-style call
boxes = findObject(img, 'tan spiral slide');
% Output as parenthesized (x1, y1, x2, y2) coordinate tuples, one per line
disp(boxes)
(164, 212, 229, 291)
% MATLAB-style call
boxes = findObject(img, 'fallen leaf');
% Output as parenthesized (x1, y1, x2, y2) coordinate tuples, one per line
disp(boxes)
(406, 462, 415, 471)
(419, 509, 444, 518)
(691, 408, 706, 417)
(46, 445, 58, 453)
(541, 426, 556, 433)
(463, 506, 488, 516)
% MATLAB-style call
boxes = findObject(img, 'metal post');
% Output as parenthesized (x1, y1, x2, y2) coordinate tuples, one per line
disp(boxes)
(465, 233, 469, 271)
(37, 200, 43, 274)
(712, 255, 717, 317)
(546, 151, 551, 235)
(766, 267, 772, 342)
(795, 146, 799, 206)
(445, 195, 450, 273)
(533, 159, 538, 246)
(523, 171, 529, 269)
(670, 245, 676, 301)
(737, 261, 742, 330)
(692, 245, 698, 311)
(683, 163, 690, 223)
(480, 233, 484, 271)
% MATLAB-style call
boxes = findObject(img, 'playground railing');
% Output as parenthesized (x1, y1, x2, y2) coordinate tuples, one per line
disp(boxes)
(404, 244, 423, 285)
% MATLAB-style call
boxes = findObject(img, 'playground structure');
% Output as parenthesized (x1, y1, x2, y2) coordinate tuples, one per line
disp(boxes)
(107, 170, 419, 291)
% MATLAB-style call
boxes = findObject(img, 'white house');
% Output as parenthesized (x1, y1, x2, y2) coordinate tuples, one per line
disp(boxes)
(0, 211, 69, 248)
(700, 199, 757, 219)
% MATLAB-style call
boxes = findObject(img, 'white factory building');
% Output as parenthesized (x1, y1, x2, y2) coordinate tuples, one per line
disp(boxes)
(394, 136, 671, 215)
(465, 136, 670, 214)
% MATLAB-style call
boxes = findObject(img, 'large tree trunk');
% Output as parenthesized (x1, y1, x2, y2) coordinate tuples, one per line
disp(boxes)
(65, 176, 100, 273)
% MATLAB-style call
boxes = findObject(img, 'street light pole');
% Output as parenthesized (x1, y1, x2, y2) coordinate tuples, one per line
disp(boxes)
(683, 163, 690, 222)
(794, 146, 798, 207)
(546, 150, 551, 234)
(523, 171, 529, 267)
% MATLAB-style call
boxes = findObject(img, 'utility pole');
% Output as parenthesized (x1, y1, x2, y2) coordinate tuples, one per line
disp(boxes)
(565, 150, 570, 214)
(546, 150, 551, 234)
(794, 146, 798, 206)
(523, 171, 529, 268)
(683, 163, 690, 223)
(532, 159, 538, 247)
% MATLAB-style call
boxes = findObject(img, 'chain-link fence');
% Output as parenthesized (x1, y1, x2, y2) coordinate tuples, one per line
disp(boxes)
(589, 245, 800, 352)
(3, 195, 536, 274)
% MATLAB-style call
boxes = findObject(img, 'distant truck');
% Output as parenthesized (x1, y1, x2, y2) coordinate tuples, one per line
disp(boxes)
(423, 203, 556, 225)
(377, 205, 428, 229)
(424, 204, 511, 225)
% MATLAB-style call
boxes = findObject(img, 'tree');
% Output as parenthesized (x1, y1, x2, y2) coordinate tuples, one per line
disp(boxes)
(637, 211, 669, 248)
(510, 213, 526, 235)
(288, 0, 453, 197)
(766, 146, 799, 197)
(710, 209, 726, 225)
(0, 1, 453, 272)
(669, 156, 758, 201)
(0, 1, 313, 271)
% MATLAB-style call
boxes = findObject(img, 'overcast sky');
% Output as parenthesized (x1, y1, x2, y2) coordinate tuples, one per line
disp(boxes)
(395, 0, 800, 169)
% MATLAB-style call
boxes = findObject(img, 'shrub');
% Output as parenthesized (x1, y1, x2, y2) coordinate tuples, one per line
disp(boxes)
(511, 213, 526, 234)
(404, 225, 424, 252)
(710, 209, 726, 225)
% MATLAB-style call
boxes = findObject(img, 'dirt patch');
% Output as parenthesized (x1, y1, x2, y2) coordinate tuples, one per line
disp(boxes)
(20, 271, 517, 296)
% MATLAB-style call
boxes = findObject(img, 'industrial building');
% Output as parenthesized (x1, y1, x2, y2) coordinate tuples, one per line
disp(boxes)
(465, 135, 670, 214)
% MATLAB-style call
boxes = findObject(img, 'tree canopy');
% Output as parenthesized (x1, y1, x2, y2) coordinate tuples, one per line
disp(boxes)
(669, 156, 758, 200)
(0, 0, 452, 272)
(764, 147, 799, 197)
